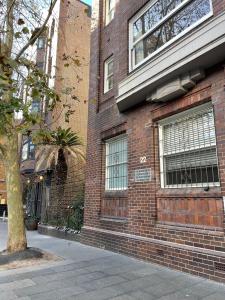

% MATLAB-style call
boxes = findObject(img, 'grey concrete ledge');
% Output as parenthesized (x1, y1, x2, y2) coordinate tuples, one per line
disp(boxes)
(83, 225, 225, 258)
(38, 224, 80, 242)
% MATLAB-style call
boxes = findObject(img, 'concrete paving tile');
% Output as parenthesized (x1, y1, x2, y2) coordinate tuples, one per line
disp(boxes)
(14, 282, 62, 297)
(125, 266, 160, 277)
(109, 295, 134, 300)
(119, 272, 141, 281)
(14, 271, 105, 297)
(79, 275, 128, 291)
(0, 279, 35, 291)
(29, 286, 85, 300)
(144, 281, 180, 297)
(158, 291, 200, 300)
(182, 281, 225, 298)
(32, 268, 92, 284)
(103, 264, 145, 276)
(167, 274, 205, 289)
(203, 293, 225, 300)
(0, 291, 19, 300)
(157, 268, 187, 280)
(129, 290, 156, 300)
(72, 286, 124, 300)
(113, 274, 165, 294)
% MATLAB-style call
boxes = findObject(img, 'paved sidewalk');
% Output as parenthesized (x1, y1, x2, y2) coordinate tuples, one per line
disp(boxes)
(1, 222, 225, 299)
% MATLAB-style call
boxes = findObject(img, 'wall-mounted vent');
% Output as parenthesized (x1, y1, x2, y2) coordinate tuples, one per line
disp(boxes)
(215, 262, 225, 272)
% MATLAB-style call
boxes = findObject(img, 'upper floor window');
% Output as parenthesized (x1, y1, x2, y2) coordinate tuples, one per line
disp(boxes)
(104, 56, 114, 93)
(22, 139, 35, 161)
(159, 103, 219, 188)
(37, 37, 45, 49)
(105, 0, 115, 25)
(105, 135, 128, 191)
(129, 0, 212, 70)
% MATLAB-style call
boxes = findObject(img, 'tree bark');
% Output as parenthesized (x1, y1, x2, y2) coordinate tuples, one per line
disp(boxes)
(4, 133, 27, 253)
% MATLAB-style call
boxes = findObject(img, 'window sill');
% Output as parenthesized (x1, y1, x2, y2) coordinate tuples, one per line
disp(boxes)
(104, 190, 128, 198)
(156, 186, 221, 198)
(100, 217, 128, 223)
(156, 222, 224, 236)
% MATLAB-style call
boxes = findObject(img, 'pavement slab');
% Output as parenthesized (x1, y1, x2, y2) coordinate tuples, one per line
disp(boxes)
(1, 221, 225, 300)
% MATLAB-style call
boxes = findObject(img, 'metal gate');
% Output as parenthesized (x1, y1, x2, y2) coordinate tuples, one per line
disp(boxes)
(26, 181, 46, 219)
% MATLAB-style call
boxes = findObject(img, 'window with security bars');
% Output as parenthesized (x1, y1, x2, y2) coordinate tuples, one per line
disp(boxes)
(159, 104, 220, 188)
(105, 135, 128, 190)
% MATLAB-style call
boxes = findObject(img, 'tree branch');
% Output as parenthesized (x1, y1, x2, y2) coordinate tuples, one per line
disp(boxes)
(16, 0, 58, 61)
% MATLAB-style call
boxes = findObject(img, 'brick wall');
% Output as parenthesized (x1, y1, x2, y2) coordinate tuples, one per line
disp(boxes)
(82, 0, 225, 282)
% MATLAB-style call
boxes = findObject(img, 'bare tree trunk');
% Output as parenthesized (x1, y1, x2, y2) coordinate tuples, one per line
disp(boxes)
(4, 133, 27, 253)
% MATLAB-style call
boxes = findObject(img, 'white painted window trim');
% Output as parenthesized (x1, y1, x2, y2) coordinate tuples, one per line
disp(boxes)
(105, 134, 128, 191)
(129, 0, 213, 72)
(104, 56, 114, 94)
(105, 0, 115, 25)
(158, 103, 220, 189)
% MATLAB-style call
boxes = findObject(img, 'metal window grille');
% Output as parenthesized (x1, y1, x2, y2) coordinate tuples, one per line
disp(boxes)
(159, 103, 220, 188)
(105, 135, 128, 191)
(104, 57, 114, 93)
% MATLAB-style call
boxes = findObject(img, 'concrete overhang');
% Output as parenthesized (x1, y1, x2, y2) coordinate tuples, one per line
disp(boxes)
(116, 11, 225, 112)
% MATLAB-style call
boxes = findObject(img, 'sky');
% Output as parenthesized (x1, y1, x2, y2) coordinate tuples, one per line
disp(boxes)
(83, 0, 92, 6)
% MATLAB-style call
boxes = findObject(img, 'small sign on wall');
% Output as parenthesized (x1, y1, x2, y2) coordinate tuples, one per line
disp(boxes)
(134, 168, 152, 182)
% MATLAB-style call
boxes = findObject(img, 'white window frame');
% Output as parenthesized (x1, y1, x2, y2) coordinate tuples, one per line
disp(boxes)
(158, 103, 220, 188)
(105, 0, 115, 25)
(105, 135, 128, 191)
(104, 56, 114, 94)
(129, 0, 213, 72)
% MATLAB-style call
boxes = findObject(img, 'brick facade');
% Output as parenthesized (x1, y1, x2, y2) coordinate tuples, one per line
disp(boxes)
(82, 0, 225, 283)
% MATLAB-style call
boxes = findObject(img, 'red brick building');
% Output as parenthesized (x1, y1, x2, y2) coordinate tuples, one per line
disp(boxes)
(83, 0, 225, 282)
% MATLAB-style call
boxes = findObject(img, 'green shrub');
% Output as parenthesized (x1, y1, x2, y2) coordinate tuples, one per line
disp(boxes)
(67, 190, 84, 231)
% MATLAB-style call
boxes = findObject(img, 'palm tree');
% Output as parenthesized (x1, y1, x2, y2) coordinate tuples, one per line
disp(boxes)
(33, 127, 85, 224)
(35, 127, 85, 171)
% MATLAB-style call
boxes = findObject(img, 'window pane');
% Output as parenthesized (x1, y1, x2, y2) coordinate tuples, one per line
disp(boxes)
(107, 165, 128, 190)
(133, 0, 185, 42)
(108, 60, 114, 75)
(29, 143, 35, 160)
(107, 75, 113, 91)
(163, 108, 216, 154)
(106, 136, 128, 190)
(133, 0, 211, 65)
(109, 0, 115, 11)
(105, 58, 114, 92)
(22, 143, 28, 161)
